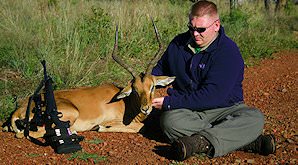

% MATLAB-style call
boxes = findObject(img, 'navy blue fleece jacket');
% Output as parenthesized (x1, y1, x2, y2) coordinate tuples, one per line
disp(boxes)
(151, 26, 244, 111)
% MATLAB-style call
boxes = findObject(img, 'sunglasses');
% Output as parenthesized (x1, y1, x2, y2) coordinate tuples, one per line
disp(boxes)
(188, 19, 219, 33)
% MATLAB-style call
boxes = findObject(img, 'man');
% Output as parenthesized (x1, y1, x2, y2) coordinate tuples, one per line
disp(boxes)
(151, 0, 275, 160)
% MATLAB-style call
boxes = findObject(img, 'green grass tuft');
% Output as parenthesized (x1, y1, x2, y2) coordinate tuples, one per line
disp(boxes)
(68, 151, 107, 163)
(86, 138, 104, 145)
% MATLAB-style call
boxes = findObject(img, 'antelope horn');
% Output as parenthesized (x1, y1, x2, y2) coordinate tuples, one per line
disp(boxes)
(112, 24, 138, 78)
(145, 17, 163, 75)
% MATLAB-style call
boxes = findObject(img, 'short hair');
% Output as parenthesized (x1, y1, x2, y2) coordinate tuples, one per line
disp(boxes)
(189, 0, 219, 19)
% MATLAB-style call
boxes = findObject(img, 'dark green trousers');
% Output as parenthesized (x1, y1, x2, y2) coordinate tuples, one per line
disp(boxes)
(160, 103, 264, 157)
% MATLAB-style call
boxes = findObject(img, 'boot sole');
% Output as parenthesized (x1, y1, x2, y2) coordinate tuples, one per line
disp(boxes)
(173, 139, 187, 160)
(261, 134, 276, 156)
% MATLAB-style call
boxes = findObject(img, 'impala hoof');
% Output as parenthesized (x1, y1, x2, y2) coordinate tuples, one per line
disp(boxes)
(16, 132, 25, 139)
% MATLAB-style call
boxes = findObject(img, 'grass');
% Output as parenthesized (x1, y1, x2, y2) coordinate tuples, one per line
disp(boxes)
(85, 138, 105, 145)
(0, 0, 297, 121)
(68, 150, 107, 164)
(169, 160, 191, 165)
(27, 153, 43, 157)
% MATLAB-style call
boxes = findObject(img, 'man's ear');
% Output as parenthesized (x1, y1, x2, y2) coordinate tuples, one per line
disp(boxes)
(116, 85, 132, 99)
(214, 19, 220, 32)
(155, 76, 175, 86)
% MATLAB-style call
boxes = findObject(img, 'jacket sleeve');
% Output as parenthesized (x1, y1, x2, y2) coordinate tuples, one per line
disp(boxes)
(163, 45, 244, 111)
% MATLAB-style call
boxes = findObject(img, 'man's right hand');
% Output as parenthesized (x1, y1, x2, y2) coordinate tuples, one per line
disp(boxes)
(152, 97, 165, 110)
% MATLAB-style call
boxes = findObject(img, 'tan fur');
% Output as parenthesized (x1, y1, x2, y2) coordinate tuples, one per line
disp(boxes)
(11, 75, 175, 139)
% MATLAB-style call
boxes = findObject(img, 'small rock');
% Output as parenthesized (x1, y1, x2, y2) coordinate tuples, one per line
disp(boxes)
(150, 139, 157, 143)
(102, 142, 108, 147)
(290, 159, 297, 164)
(235, 159, 242, 163)
(128, 135, 135, 139)
(108, 151, 116, 156)
(286, 138, 295, 144)
(159, 157, 166, 162)
(247, 159, 255, 164)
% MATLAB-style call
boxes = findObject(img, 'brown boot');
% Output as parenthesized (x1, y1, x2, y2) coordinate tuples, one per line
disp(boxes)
(238, 134, 276, 156)
(172, 134, 212, 161)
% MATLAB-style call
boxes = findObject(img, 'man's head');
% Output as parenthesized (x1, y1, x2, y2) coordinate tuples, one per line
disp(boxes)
(188, 0, 220, 48)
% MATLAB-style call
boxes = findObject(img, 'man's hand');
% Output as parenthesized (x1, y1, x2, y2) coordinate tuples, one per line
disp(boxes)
(152, 97, 164, 110)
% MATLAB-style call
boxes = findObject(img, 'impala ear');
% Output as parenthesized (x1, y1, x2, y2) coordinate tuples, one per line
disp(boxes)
(155, 76, 175, 86)
(116, 85, 133, 99)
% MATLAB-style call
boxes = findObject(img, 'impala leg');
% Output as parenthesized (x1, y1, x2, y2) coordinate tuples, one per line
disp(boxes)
(28, 126, 46, 139)
(55, 99, 79, 126)
(27, 100, 79, 139)
(14, 126, 46, 139)
(98, 121, 144, 133)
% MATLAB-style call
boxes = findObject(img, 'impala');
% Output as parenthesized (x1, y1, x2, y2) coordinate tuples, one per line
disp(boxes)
(9, 18, 175, 139)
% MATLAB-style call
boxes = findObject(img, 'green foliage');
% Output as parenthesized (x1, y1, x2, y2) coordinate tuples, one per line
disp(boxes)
(284, 1, 297, 15)
(77, 6, 112, 57)
(221, 7, 298, 63)
(86, 138, 104, 144)
(68, 151, 107, 163)
(168, 0, 191, 5)
(221, 9, 250, 31)
(27, 153, 43, 157)
(169, 160, 187, 165)
(0, 95, 16, 121)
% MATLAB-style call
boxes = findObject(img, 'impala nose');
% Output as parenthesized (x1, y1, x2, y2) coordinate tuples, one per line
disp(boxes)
(15, 119, 25, 131)
(141, 106, 150, 115)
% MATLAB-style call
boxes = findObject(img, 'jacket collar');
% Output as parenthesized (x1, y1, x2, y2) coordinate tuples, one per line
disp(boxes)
(187, 25, 225, 54)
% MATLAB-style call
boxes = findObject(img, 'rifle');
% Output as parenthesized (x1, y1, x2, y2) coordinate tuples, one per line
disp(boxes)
(24, 60, 84, 154)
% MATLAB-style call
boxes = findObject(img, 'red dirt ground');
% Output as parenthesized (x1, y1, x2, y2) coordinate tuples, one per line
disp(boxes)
(0, 50, 297, 164)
